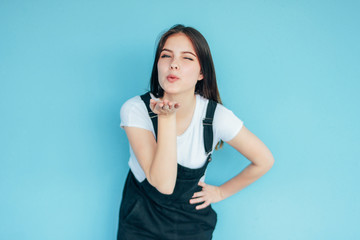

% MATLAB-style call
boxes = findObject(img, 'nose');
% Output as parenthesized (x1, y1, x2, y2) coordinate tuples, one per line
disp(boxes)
(170, 61, 179, 70)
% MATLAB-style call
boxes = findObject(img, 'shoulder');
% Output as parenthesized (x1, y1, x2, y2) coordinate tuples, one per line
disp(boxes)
(121, 96, 144, 109)
(197, 94, 210, 114)
(197, 94, 236, 119)
(214, 102, 235, 117)
(196, 95, 243, 142)
(213, 101, 244, 142)
(121, 92, 159, 115)
(120, 94, 153, 130)
(121, 92, 159, 113)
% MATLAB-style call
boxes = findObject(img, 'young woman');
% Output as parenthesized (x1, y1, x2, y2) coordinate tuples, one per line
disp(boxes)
(117, 24, 274, 240)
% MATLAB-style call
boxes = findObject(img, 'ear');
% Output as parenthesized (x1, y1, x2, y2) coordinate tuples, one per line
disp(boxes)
(198, 71, 204, 81)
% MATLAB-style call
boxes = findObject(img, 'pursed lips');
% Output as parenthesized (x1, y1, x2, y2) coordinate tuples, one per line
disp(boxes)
(167, 74, 179, 83)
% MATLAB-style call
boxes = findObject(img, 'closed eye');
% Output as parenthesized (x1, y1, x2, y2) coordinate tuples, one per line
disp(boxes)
(184, 57, 194, 61)
(160, 54, 171, 58)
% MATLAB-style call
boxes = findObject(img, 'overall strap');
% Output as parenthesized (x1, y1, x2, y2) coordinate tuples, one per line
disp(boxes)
(140, 92, 158, 140)
(140, 92, 217, 154)
(203, 100, 217, 156)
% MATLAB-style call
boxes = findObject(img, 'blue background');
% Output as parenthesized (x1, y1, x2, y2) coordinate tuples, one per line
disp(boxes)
(1, 0, 359, 239)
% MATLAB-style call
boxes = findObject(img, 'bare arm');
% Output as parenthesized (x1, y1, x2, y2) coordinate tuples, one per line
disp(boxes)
(190, 125, 274, 209)
(124, 100, 179, 194)
(218, 125, 274, 199)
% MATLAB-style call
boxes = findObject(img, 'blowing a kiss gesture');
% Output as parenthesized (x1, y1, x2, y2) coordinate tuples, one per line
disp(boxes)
(150, 98, 180, 116)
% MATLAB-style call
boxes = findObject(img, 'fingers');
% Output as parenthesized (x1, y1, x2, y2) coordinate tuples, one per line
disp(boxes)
(190, 181, 220, 210)
(150, 99, 157, 111)
(192, 191, 205, 198)
(149, 99, 180, 115)
(195, 201, 210, 210)
(162, 104, 170, 110)
(190, 182, 206, 210)
(198, 181, 206, 187)
(189, 196, 205, 204)
(190, 195, 209, 210)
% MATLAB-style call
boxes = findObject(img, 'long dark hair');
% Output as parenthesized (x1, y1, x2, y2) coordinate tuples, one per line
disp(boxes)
(150, 24, 222, 104)
(150, 24, 224, 149)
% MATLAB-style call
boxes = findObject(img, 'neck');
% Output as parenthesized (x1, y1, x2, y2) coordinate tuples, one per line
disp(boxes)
(162, 91, 196, 119)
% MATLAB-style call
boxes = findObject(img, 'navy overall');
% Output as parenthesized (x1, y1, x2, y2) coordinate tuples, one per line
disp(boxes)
(117, 92, 218, 240)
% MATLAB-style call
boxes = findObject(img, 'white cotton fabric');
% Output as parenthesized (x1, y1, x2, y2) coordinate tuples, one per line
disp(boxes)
(120, 93, 244, 182)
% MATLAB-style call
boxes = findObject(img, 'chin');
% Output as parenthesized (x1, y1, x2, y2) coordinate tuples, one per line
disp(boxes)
(162, 89, 179, 95)
(159, 84, 177, 94)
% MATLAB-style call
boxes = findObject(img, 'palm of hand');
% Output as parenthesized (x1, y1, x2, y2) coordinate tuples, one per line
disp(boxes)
(150, 99, 180, 115)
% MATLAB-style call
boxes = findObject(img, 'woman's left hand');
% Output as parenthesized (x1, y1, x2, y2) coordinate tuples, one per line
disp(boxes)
(189, 181, 224, 210)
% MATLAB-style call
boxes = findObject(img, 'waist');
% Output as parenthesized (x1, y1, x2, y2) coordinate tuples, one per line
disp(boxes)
(129, 170, 203, 205)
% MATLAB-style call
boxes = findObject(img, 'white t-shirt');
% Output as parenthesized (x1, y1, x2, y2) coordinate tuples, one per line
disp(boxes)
(120, 93, 244, 182)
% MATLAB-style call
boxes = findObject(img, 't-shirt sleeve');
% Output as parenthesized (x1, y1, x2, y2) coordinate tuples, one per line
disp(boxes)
(213, 103, 244, 142)
(120, 96, 154, 132)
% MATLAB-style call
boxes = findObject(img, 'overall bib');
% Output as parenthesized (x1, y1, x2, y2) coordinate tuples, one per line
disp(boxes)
(117, 92, 218, 240)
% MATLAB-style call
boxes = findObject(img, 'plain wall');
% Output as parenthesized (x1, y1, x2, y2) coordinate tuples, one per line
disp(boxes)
(1, 0, 359, 239)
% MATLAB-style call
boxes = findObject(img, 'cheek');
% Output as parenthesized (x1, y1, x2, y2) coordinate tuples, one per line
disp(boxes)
(157, 61, 167, 86)
(183, 64, 201, 77)
(157, 61, 167, 75)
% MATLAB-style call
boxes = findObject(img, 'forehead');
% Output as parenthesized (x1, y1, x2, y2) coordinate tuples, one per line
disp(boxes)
(163, 33, 196, 52)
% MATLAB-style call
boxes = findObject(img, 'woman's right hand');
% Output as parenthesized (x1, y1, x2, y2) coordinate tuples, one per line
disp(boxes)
(150, 99, 180, 116)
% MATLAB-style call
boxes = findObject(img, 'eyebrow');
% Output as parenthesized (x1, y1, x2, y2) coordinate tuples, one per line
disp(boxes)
(161, 48, 197, 57)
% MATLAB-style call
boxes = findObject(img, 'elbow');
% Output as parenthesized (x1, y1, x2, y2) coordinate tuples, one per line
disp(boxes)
(254, 156, 274, 172)
(154, 182, 175, 195)
(157, 185, 175, 195)
(263, 150, 275, 170)
(147, 175, 175, 195)
(264, 156, 275, 171)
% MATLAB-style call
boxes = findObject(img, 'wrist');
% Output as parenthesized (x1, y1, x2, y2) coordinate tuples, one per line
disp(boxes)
(218, 186, 226, 201)
(158, 112, 176, 119)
